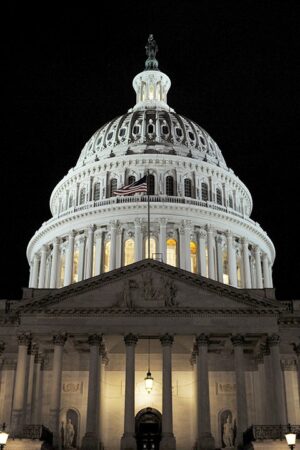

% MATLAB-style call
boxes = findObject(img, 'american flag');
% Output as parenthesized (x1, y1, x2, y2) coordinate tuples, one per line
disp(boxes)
(113, 175, 148, 196)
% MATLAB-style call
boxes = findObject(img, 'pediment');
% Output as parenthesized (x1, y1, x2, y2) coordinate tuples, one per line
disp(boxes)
(15, 260, 282, 315)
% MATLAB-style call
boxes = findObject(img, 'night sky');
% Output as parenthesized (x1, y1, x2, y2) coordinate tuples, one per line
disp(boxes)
(1, 2, 299, 300)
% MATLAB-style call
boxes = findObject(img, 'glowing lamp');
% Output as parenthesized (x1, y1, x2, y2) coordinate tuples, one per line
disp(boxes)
(285, 424, 296, 449)
(0, 423, 9, 449)
(144, 370, 154, 394)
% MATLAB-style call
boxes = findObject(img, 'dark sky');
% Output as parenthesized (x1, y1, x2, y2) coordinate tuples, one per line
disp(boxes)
(1, 2, 299, 300)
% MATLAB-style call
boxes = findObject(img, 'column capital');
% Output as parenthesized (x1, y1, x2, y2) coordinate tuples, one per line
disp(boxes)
(53, 333, 67, 346)
(216, 235, 225, 246)
(160, 333, 174, 346)
(87, 224, 96, 235)
(134, 218, 142, 226)
(198, 228, 207, 239)
(190, 351, 197, 366)
(160, 217, 168, 226)
(94, 228, 103, 239)
(206, 224, 215, 234)
(255, 353, 264, 364)
(53, 237, 60, 246)
(68, 230, 76, 239)
(0, 340, 5, 355)
(41, 244, 48, 253)
(78, 234, 86, 245)
(34, 352, 44, 364)
(17, 332, 32, 346)
(124, 333, 138, 346)
(267, 334, 280, 347)
(102, 352, 109, 366)
(231, 334, 245, 347)
(262, 252, 269, 262)
(253, 245, 261, 255)
(34, 253, 41, 261)
(28, 342, 39, 356)
(292, 343, 300, 356)
(109, 220, 118, 230)
(226, 230, 234, 239)
(241, 237, 249, 246)
(260, 342, 270, 356)
(196, 333, 209, 347)
(88, 334, 102, 346)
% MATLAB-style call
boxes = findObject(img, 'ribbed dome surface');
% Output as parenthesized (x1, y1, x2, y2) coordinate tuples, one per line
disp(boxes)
(76, 109, 228, 169)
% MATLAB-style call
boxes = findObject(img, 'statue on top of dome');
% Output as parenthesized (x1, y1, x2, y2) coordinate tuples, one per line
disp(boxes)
(145, 34, 159, 70)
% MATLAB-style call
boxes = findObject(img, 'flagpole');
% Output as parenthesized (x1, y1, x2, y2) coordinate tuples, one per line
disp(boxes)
(147, 170, 150, 259)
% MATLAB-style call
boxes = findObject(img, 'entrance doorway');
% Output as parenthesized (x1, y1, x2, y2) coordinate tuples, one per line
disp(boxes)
(135, 407, 162, 450)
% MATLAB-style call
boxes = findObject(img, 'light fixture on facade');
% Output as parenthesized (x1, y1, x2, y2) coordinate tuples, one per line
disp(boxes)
(0, 423, 9, 450)
(144, 338, 154, 394)
(285, 424, 296, 449)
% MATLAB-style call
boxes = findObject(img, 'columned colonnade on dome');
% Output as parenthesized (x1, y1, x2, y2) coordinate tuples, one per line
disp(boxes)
(6, 331, 297, 449)
(29, 219, 273, 290)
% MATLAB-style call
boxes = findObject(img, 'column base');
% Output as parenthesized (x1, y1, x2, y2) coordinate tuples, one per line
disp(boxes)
(120, 432, 136, 450)
(11, 409, 24, 436)
(81, 432, 102, 450)
(160, 432, 176, 450)
(197, 432, 215, 450)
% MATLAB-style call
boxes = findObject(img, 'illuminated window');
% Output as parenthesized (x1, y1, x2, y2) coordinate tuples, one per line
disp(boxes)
(166, 239, 177, 267)
(110, 178, 117, 197)
(205, 246, 208, 277)
(145, 237, 156, 258)
(166, 176, 174, 196)
(72, 249, 79, 283)
(103, 241, 111, 273)
(229, 195, 233, 208)
(93, 183, 100, 201)
(79, 188, 86, 205)
(175, 127, 182, 137)
(128, 175, 136, 185)
(124, 239, 135, 266)
(237, 258, 242, 288)
(147, 174, 155, 195)
(149, 84, 154, 100)
(216, 188, 222, 205)
(148, 123, 154, 134)
(190, 241, 198, 273)
(59, 254, 65, 287)
(119, 128, 126, 137)
(68, 195, 74, 208)
(223, 250, 229, 284)
(200, 136, 206, 146)
(92, 243, 96, 276)
(162, 125, 169, 135)
(184, 179, 192, 197)
(107, 131, 113, 141)
(133, 125, 140, 135)
(189, 131, 195, 140)
(201, 182, 209, 201)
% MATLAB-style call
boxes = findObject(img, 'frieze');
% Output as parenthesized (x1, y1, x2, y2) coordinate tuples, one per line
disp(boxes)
(62, 382, 83, 394)
(216, 382, 236, 395)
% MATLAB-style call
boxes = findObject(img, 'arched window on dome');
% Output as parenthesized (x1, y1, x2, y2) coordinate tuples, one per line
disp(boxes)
(110, 178, 117, 197)
(184, 179, 192, 198)
(93, 182, 100, 201)
(72, 248, 79, 283)
(145, 237, 157, 259)
(103, 241, 111, 273)
(223, 250, 229, 284)
(79, 188, 86, 205)
(190, 241, 198, 273)
(216, 188, 222, 205)
(166, 238, 177, 267)
(124, 239, 135, 266)
(128, 175, 136, 186)
(166, 176, 174, 196)
(201, 182, 209, 202)
(229, 195, 233, 209)
(68, 194, 74, 208)
(147, 174, 155, 195)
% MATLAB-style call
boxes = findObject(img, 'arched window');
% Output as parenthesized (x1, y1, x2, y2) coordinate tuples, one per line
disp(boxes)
(124, 239, 135, 266)
(229, 195, 233, 209)
(184, 179, 192, 197)
(128, 175, 136, 185)
(166, 238, 177, 267)
(93, 182, 100, 201)
(103, 241, 111, 273)
(79, 188, 86, 205)
(145, 237, 157, 259)
(190, 241, 198, 273)
(68, 195, 74, 208)
(216, 188, 222, 205)
(223, 250, 229, 284)
(147, 174, 155, 195)
(59, 253, 65, 288)
(110, 178, 117, 197)
(166, 176, 174, 196)
(201, 182, 209, 201)
(72, 248, 79, 283)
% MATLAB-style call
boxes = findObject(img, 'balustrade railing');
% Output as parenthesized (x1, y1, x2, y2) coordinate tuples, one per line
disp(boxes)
(243, 424, 300, 445)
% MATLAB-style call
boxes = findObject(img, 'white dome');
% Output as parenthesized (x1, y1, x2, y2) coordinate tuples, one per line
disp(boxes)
(27, 35, 275, 293)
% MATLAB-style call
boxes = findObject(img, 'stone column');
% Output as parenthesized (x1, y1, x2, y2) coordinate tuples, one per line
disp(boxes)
(226, 231, 237, 287)
(260, 342, 275, 424)
(49, 334, 67, 446)
(38, 245, 48, 288)
(231, 335, 248, 446)
(292, 343, 300, 408)
(121, 334, 138, 450)
(50, 238, 60, 288)
(196, 334, 215, 450)
(198, 229, 207, 277)
(262, 254, 272, 288)
(160, 334, 176, 450)
(109, 221, 117, 271)
(85, 225, 95, 279)
(134, 218, 142, 260)
(216, 236, 224, 283)
(179, 223, 186, 270)
(190, 348, 198, 447)
(77, 235, 86, 282)
(94, 229, 103, 276)
(159, 218, 167, 262)
(31, 254, 40, 288)
(207, 226, 215, 280)
(185, 221, 192, 271)
(267, 334, 287, 424)
(25, 343, 38, 423)
(242, 238, 252, 288)
(64, 231, 75, 286)
(11, 333, 32, 435)
(254, 246, 263, 288)
(255, 353, 266, 424)
(82, 334, 103, 450)
(31, 353, 43, 424)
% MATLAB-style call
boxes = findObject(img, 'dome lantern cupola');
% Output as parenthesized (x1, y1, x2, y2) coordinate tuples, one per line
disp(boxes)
(132, 35, 171, 111)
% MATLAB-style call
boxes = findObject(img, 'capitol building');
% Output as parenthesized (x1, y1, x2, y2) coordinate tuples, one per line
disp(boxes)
(0, 36, 299, 450)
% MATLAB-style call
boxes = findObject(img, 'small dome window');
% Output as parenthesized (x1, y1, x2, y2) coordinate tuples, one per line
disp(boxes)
(200, 136, 205, 146)
(97, 137, 102, 145)
(201, 182, 209, 201)
(107, 132, 113, 141)
(216, 188, 222, 205)
(166, 176, 174, 196)
(184, 179, 192, 197)
(162, 125, 169, 135)
(229, 196, 233, 208)
(128, 175, 136, 185)
(133, 125, 140, 135)
(147, 174, 155, 195)
(94, 182, 100, 201)
(175, 127, 183, 137)
(110, 178, 117, 196)
(148, 124, 154, 134)
(188, 131, 195, 140)
(79, 188, 86, 205)
(119, 128, 126, 137)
